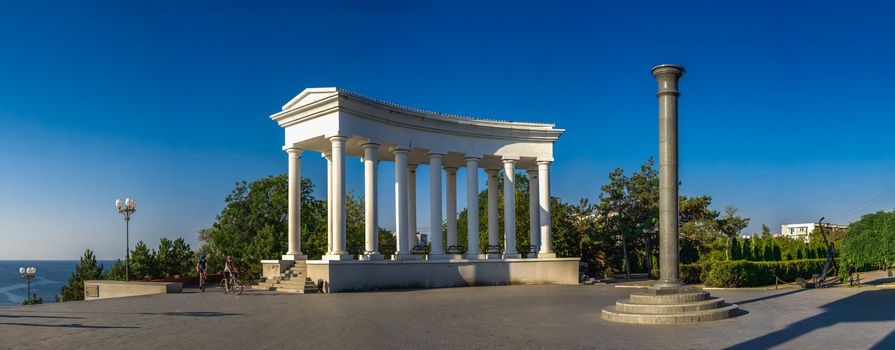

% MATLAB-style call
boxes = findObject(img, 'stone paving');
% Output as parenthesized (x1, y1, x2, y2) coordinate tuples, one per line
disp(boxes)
(1, 283, 893, 349)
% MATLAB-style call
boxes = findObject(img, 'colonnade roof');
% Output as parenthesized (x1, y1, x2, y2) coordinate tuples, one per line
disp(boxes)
(270, 87, 564, 169)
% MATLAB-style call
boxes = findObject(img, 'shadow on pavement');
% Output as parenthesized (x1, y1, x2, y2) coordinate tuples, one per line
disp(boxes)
(0, 322, 138, 329)
(138, 311, 242, 317)
(0, 314, 85, 320)
(725, 289, 895, 349)
(734, 288, 807, 305)
(866, 277, 895, 286)
(872, 329, 895, 349)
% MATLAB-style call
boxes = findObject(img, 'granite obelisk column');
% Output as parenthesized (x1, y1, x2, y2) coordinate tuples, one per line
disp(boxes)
(653, 64, 685, 289)
(605, 65, 739, 323)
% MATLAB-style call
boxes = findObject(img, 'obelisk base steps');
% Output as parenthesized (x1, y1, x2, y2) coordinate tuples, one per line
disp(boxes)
(601, 287, 740, 324)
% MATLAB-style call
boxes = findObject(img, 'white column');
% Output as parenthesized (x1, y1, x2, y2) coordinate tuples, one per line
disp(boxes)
(502, 159, 520, 258)
(527, 169, 540, 258)
(428, 153, 447, 259)
(465, 157, 482, 259)
(284, 147, 306, 260)
(362, 143, 382, 260)
(445, 167, 458, 255)
(326, 136, 351, 260)
(323, 151, 333, 256)
(486, 169, 500, 259)
(408, 164, 418, 248)
(393, 148, 412, 260)
(538, 160, 556, 258)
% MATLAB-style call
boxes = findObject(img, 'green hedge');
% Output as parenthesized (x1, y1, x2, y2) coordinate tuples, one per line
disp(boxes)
(702, 259, 830, 287)
(651, 259, 831, 287)
(649, 264, 705, 284)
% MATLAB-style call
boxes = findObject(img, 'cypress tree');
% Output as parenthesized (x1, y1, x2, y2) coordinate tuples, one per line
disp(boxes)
(742, 238, 753, 261)
(730, 237, 742, 260)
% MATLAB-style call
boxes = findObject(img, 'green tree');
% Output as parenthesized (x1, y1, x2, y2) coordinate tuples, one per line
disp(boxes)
(200, 175, 327, 277)
(455, 172, 545, 258)
(345, 191, 366, 256)
(729, 237, 742, 260)
(627, 158, 659, 272)
(678, 195, 722, 263)
(130, 241, 157, 279)
(22, 294, 43, 305)
(197, 227, 224, 273)
(772, 244, 783, 261)
(169, 238, 195, 277)
(106, 259, 128, 280)
(378, 227, 396, 256)
(596, 167, 633, 278)
(60, 249, 105, 302)
(719, 206, 750, 260)
(157, 238, 175, 277)
(157, 237, 195, 278)
(761, 224, 772, 237)
(841, 211, 895, 273)
(741, 238, 753, 261)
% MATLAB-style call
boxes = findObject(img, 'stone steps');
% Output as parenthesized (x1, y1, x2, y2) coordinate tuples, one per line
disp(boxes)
(254, 261, 319, 294)
(601, 304, 740, 324)
(629, 291, 708, 304)
(602, 287, 740, 324)
(615, 297, 725, 314)
(253, 278, 319, 294)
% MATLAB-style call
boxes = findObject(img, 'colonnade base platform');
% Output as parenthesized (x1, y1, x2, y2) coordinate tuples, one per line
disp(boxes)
(262, 257, 580, 293)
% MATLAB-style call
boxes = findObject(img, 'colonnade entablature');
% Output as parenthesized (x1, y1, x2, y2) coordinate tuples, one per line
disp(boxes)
(270, 87, 564, 262)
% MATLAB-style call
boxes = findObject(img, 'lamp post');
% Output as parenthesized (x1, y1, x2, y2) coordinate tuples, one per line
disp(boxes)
(116, 197, 136, 281)
(19, 266, 37, 304)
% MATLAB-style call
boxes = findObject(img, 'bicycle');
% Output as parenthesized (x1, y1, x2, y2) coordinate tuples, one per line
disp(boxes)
(220, 272, 244, 295)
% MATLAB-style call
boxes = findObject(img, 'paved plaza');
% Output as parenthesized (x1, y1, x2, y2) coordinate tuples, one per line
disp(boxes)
(1, 284, 894, 349)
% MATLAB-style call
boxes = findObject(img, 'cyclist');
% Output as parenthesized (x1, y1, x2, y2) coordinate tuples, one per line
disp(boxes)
(196, 253, 207, 291)
(223, 255, 238, 292)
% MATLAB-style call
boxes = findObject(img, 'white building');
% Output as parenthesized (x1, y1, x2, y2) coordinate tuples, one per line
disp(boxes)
(780, 223, 847, 242)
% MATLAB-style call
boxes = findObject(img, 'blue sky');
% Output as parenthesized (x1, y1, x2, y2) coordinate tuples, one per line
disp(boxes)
(1, 1, 893, 259)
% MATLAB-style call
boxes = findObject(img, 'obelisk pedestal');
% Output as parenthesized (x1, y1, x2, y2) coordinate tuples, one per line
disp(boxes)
(602, 64, 739, 324)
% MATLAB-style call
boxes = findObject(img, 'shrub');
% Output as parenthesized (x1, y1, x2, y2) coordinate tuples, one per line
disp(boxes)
(680, 264, 704, 284)
(702, 259, 829, 287)
(648, 264, 703, 284)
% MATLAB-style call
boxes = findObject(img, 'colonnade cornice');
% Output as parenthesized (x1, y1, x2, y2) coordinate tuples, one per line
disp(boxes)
(339, 104, 564, 143)
(271, 89, 564, 142)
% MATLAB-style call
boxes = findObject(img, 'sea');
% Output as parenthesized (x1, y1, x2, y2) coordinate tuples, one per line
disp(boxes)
(0, 260, 116, 307)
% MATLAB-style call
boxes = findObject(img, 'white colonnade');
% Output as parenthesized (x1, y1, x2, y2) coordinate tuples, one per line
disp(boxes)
(271, 87, 563, 263)
(283, 144, 555, 262)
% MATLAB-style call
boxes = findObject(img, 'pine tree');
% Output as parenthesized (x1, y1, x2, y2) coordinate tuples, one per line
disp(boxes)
(130, 241, 157, 279)
(60, 250, 105, 302)
(106, 259, 128, 280)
